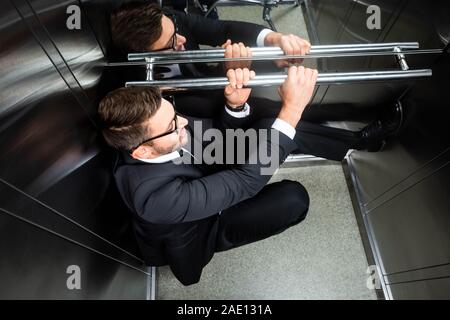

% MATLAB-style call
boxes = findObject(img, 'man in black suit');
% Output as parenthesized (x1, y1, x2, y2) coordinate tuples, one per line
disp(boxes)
(111, 2, 309, 63)
(99, 66, 323, 285)
(110, 1, 311, 114)
(110, 2, 403, 155)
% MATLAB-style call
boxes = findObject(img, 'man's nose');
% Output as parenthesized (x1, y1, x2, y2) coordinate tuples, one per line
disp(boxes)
(176, 34, 186, 47)
(178, 116, 188, 128)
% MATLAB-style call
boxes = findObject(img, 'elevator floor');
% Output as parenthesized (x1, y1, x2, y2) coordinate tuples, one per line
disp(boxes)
(156, 163, 376, 300)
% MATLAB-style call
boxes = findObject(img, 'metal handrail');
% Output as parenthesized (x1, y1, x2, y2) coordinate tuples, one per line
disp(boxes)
(126, 69, 432, 90)
(128, 42, 420, 61)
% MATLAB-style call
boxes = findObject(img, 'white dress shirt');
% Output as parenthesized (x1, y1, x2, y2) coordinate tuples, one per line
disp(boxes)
(137, 103, 295, 164)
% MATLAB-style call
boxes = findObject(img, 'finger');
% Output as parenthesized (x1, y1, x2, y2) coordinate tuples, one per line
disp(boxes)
(304, 40, 311, 54)
(312, 69, 319, 83)
(280, 37, 294, 67)
(309, 69, 319, 93)
(295, 65, 304, 78)
(281, 36, 294, 56)
(242, 68, 250, 85)
(304, 68, 314, 90)
(224, 84, 234, 96)
(295, 39, 307, 56)
(249, 70, 256, 79)
(227, 69, 236, 88)
(235, 68, 243, 88)
(307, 68, 317, 82)
(224, 43, 233, 59)
(298, 66, 306, 85)
(289, 34, 301, 55)
(288, 65, 297, 78)
(305, 68, 317, 96)
(221, 39, 231, 49)
(289, 35, 302, 65)
(239, 42, 247, 57)
(294, 38, 304, 56)
(304, 68, 315, 86)
(305, 67, 313, 80)
(246, 46, 253, 68)
(232, 43, 240, 58)
(239, 43, 249, 68)
(306, 80, 316, 103)
(287, 65, 297, 83)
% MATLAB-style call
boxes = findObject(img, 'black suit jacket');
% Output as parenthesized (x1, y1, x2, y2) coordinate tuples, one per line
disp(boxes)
(176, 12, 265, 49)
(174, 12, 267, 76)
(162, 12, 270, 118)
(113, 107, 297, 285)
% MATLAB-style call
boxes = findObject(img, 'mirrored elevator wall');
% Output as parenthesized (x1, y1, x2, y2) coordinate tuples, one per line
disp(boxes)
(302, 0, 445, 123)
(0, 0, 148, 299)
(302, 0, 450, 299)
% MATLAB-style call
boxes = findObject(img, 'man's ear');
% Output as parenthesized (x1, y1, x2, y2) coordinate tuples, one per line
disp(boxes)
(131, 145, 152, 159)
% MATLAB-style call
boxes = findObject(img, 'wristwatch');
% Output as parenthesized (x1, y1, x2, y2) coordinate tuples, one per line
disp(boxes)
(225, 102, 246, 112)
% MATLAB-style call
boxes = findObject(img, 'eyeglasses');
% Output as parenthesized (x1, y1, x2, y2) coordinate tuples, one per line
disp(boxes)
(152, 13, 178, 52)
(129, 96, 179, 153)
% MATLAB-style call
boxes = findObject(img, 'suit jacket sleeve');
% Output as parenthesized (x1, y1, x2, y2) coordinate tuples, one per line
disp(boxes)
(215, 102, 253, 130)
(136, 125, 297, 224)
(176, 13, 267, 47)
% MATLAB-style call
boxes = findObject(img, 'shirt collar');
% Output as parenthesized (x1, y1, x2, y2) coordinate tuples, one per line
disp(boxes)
(136, 150, 181, 164)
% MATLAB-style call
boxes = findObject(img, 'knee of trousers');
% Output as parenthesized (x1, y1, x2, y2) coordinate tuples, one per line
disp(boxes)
(278, 180, 310, 223)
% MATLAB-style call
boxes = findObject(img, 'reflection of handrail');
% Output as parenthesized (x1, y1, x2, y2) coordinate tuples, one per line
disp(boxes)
(128, 42, 420, 61)
(126, 69, 433, 91)
(115, 49, 444, 67)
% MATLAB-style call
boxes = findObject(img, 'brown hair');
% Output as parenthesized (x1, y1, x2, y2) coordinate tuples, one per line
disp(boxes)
(111, 2, 164, 53)
(98, 86, 162, 151)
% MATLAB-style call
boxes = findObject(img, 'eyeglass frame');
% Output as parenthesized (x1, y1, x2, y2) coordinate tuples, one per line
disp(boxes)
(151, 13, 178, 52)
(129, 96, 180, 153)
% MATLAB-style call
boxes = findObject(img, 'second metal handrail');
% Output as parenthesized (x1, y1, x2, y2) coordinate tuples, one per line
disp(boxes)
(126, 69, 432, 90)
(128, 42, 420, 61)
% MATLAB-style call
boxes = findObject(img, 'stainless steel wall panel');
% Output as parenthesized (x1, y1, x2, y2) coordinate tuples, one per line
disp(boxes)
(0, 0, 146, 299)
(26, 0, 105, 104)
(338, 1, 450, 299)
(310, 0, 354, 45)
(380, 1, 447, 48)
(0, 179, 144, 269)
(10, 0, 102, 114)
(0, 210, 147, 300)
(366, 162, 450, 275)
(385, 264, 450, 285)
(303, 0, 447, 120)
(346, 49, 450, 299)
(36, 153, 143, 258)
(79, 0, 123, 59)
(348, 52, 450, 205)
(0, 84, 98, 194)
(337, 0, 403, 45)
(387, 277, 450, 300)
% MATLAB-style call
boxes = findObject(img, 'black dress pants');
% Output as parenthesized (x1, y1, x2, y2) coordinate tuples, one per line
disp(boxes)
(215, 180, 309, 252)
(177, 96, 362, 161)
